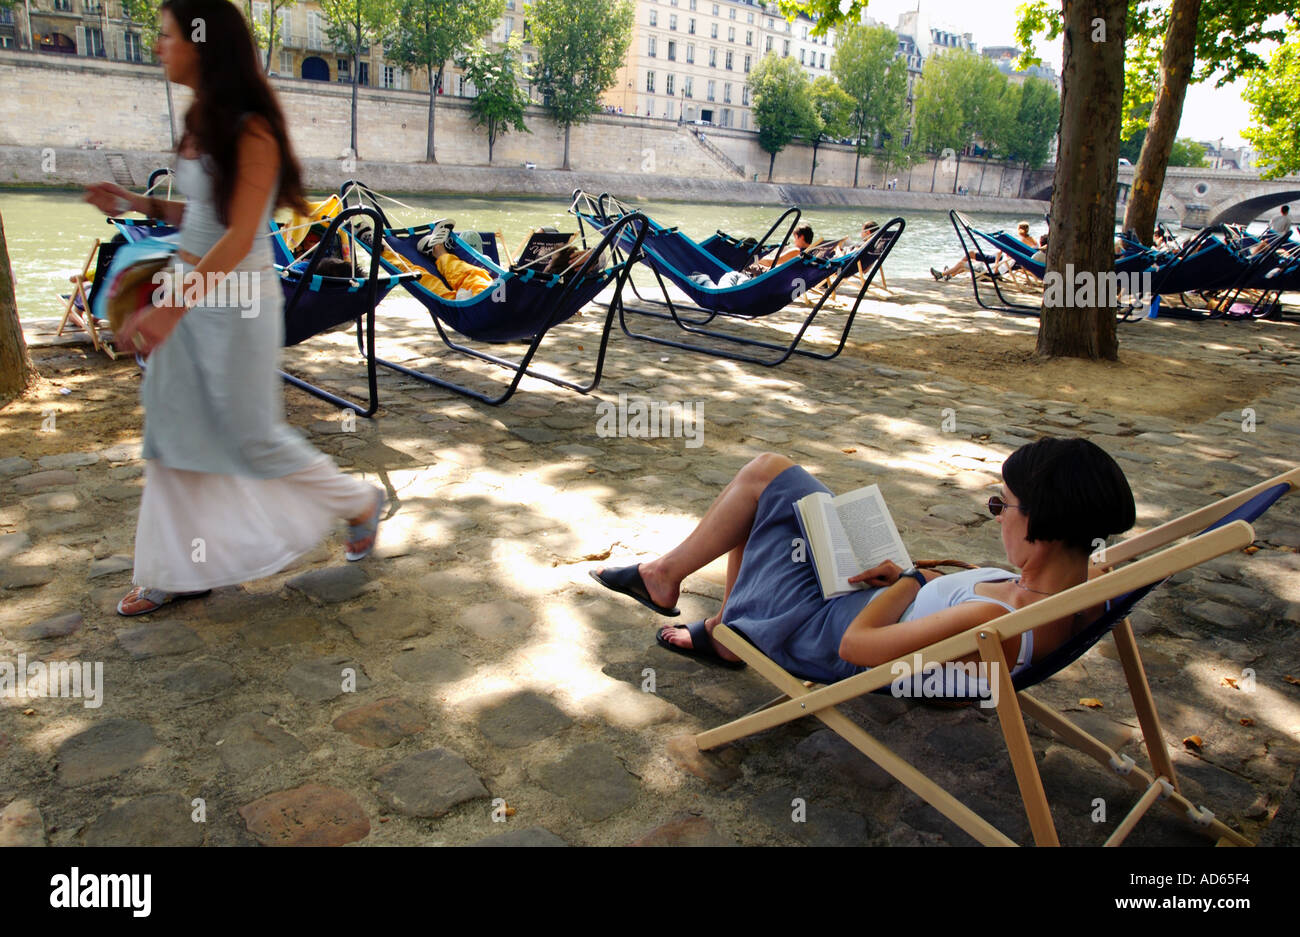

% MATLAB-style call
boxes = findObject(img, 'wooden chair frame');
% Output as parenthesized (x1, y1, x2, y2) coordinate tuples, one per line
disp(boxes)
(692, 468, 1299, 847)
(57, 238, 118, 359)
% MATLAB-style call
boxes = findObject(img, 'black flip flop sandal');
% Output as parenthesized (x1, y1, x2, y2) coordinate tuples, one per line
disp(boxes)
(588, 565, 680, 617)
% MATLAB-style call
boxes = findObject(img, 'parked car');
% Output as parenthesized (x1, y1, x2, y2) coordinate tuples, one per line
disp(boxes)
(1118, 158, 1132, 167)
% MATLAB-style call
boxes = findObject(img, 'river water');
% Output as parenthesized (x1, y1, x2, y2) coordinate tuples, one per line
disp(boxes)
(4, 187, 1047, 320)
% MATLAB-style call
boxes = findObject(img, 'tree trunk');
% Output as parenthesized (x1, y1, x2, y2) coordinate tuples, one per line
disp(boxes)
(563, 124, 571, 171)
(852, 148, 861, 187)
(930, 157, 938, 192)
(1037, 0, 1126, 361)
(350, 53, 360, 159)
(977, 157, 988, 196)
(164, 78, 177, 148)
(0, 213, 35, 400)
(767, 150, 775, 183)
(952, 151, 961, 194)
(487, 120, 495, 164)
(1018, 162, 1027, 199)
(907, 163, 913, 191)
(809, 139, 819, 184)
(1122, 0, 1201, 244)
(426, 65, 440, 163)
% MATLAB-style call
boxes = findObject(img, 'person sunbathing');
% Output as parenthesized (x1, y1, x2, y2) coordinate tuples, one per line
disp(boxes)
(688, 223, 815, 289)
(932, 221, 1037, 281)
(589, 437, 1135, 683)
(414, 220, 496, 300)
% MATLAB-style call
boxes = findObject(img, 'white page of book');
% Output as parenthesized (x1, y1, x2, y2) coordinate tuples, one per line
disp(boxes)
(820, 500, 864, 584)
(834, 485, 911, 570)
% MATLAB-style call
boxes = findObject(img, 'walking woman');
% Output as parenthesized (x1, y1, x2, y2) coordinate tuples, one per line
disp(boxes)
(84, 0, 384, 616)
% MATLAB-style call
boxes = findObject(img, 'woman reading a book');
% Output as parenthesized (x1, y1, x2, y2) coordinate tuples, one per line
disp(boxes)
(589, 438, 1135, 684)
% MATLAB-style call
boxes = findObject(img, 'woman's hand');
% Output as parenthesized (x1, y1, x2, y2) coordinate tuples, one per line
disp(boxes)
(848, 560, 903, 587)
(115, 302, 186, 357)
(84, 182, 136, 216)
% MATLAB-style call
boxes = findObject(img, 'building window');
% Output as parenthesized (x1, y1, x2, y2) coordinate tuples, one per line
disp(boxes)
(384, 65, 396, 88)
(799, 49, 805, 65)
(728, 7, 735, 19)
(124, 31, 143, 62)
(688, 17, 695, 34)
(743, 53, 750, 72)
(685, 42, 694, 63)
(782, 39, 790, 56)
(504, 16, 513, 38)
(648, 36, 656, 56)
(742, 85, 750, 105)
(742, 112, 748, 130)
(53, 0, 72, 11)
(666, 74, 675, 95)
(649, 10, 657, 26)
(706, 79, 715, 101)
(280, 49, 293, 74)
(710, 22, 717, 38)
(308, 11, 324, 49)
(724, 50, 732, 69)
(85, 27, 105, 57)
(646, 70, 655, 92)
(745, 29, 752, 46)
(764, 36, 772, 52)
(669, 13, 676, 29)
(689, 0, 696, 8)
(708, 47, 716, 67)
(83, 0, 102, 12)
(747, 11, 754, 23)
(723, 82, 731, 103)
(728, 25, 735, 42)
(337, 58, 349, 81)
(683, 76, 693, 98)
(279, 8, 293, 44)
(820, 53, 825, 68)
(711, 3, 719, 14)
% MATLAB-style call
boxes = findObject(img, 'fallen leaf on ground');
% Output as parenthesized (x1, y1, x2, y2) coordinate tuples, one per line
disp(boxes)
(1079, 698, 1103, 709)
(1183, 735, 1203, 751)
(1239, 718, 1254, 727)
(1284, 675, 1300, 686)
(841, 448, 857, 454)
(1243, 545, 1260, 555)
(1222, 677, 1239, 689)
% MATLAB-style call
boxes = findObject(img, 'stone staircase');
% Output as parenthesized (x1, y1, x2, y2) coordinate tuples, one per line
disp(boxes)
(688, 127, 745, 178)
(105, 153, 135, 187)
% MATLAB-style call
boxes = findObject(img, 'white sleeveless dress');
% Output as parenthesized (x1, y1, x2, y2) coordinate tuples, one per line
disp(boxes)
(131, 150, 376, 592)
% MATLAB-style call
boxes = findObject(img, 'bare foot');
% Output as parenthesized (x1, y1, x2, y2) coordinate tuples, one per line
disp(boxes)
(657, 613, 743, 662)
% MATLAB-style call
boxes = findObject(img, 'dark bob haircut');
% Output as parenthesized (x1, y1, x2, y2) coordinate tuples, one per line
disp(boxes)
(1002, 438, 1136, 553)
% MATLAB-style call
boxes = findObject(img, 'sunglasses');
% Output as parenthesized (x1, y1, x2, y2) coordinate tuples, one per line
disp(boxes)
(987, 495, 1024, 517)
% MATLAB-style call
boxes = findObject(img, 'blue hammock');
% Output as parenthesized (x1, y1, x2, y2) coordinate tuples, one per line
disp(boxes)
(107, 207, 410, 417)
(569, 189, 904, 366)
(338, 179, 650, 405)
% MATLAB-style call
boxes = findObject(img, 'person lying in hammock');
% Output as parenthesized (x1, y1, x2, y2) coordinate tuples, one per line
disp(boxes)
(932, 221, 1037, 281)
(688, 223, 815, 289)
(589, 437, 1134, 683)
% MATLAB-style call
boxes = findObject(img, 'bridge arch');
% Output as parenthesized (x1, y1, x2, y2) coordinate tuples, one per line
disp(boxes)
(1207, 189, 1300, 227)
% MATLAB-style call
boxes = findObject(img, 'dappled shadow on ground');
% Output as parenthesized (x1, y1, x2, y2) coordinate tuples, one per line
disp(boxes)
(2, 274, 1297, 846)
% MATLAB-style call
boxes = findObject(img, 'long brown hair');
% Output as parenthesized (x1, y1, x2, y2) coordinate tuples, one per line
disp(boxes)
(161, 0, 309, 223)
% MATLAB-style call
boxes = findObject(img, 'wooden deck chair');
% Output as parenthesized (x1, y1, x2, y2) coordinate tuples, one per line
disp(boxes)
(687, 468, 1298, 847)
(56, 238, 117, 359)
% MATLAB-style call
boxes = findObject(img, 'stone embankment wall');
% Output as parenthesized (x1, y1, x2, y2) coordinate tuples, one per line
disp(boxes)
(0, 49, 1052, 204)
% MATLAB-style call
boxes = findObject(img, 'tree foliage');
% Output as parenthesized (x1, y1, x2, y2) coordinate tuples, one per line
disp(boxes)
(1007, 75, 1059, 169)
(459, 37, 532, 164)
(1243, 24, 1300, 179)
(831, 21, 909, 186)
(914, 49, 1009, 191)
(531, 0, 634, 169)
(806, 75, 853, 184)
(386, 0, 503, 162)
(747, 52, 817, 182)
(318, 0, 393, 158)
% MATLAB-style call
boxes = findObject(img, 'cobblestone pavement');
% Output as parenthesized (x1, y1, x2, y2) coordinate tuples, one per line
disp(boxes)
(2, 277, 1298, 847)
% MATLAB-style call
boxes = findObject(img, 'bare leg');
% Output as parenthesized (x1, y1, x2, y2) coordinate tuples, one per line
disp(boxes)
(595, 452, 794, 614)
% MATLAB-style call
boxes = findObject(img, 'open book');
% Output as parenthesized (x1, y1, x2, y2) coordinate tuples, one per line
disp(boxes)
(794, 484, 912, 600)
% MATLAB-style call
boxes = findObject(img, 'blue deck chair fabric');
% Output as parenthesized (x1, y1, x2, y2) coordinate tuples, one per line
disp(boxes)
(576, 207, 863, 318)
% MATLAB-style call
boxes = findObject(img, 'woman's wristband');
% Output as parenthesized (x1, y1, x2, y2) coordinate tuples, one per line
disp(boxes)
(898, 568, 928, 589)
